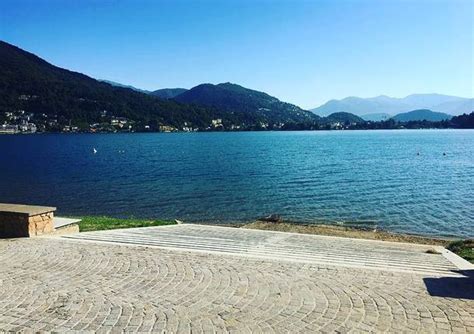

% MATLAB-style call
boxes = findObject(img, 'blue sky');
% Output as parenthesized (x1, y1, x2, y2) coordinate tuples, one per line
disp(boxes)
(1, 0, 472, 108)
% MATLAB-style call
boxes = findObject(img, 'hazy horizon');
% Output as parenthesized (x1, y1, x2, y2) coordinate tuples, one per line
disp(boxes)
(1, 0, 472, 108)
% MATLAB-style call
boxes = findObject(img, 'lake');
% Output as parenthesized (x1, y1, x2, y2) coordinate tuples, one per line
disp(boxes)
(0, 130, 473, 238)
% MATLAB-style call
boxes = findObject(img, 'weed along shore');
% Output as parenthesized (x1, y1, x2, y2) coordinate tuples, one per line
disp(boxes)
(77, 216, 176, 232)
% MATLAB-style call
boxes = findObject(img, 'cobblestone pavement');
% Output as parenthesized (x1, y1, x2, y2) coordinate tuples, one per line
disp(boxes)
(0, 226, 473, 333)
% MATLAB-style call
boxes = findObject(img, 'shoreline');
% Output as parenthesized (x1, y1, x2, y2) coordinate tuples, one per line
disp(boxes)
(72, 216, 473, 263)
(72, 215, 469, 242)
(201, 220, 473, 263)
(193, 220, 455, 246)
(1, 128, 474, 135)
(237, 221, 453, 246)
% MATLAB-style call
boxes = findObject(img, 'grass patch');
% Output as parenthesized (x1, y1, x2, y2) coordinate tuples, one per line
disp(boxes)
(78, 216, 176, 232)
(447, 239, 474, 263)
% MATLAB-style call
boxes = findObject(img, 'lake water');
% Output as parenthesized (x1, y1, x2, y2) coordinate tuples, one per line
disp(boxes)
(0, 130, 473, 238)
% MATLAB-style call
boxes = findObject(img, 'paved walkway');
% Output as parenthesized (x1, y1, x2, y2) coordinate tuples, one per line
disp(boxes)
(0, 225, 473, 333)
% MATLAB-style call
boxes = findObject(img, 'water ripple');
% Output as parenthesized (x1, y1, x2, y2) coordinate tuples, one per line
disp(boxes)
(0, 130, 473, 238)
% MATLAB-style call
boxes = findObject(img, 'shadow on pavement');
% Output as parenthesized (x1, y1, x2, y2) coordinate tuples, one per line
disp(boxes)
(424, 270, 474, 300)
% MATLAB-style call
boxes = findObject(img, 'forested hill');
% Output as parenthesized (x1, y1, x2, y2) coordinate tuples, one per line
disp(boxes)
(323, 112, 364, 124)
(0, 41, 321, 131)
(391, 109, 452, 122)
(174, 83, 319, 124)
(2, 41, 472, 133)
(0, 41, 233, 130)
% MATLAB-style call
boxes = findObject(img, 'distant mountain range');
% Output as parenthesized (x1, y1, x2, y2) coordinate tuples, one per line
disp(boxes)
(314, 109, 453, 123)
(0, 40, 471, 132)
(151, 88, 188, 99)
(99, 81, 188, 99)
(99, 80, 151, 94)
(311, 94, 473, 118)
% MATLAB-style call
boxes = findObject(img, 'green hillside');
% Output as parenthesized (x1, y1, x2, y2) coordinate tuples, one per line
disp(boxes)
(174, 82, 319, 124)
(392, 109, 452, 122)
(0, 41, 230, 130)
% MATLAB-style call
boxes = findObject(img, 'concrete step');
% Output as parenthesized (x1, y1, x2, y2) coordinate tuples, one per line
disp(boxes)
(51, 217, 80, 235)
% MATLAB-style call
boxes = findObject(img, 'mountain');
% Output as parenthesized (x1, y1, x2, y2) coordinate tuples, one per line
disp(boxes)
(391, 109, 452, 122)
(0, 40, 231, 129)
(311, 96, 410, 117)
(99, 80, 150, 94)
(0, 41, 319, 131)
(361, 113, 391, 122)
(434, 98, 474, 115)
(401, 94, 464, 109)
(151, 88, 188, 99)
(100, 82, 188, 99)
(174, 82, 319, 124)
(323, 112, 364, 124)
(312, 94, 472, 117)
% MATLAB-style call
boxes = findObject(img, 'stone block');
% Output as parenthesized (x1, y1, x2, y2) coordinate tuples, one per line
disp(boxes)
(0, 203, 56, 237)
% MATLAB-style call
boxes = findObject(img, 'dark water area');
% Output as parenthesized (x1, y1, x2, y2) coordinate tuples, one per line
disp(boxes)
(0, 130, 473, 238)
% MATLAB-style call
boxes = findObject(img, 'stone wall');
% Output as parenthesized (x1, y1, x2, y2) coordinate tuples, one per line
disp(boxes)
(0, 211, 54, 238)
(28, 212, 54, 236)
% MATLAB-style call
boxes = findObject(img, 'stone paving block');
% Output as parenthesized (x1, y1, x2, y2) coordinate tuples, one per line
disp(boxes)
(0, 228, 472, 332)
